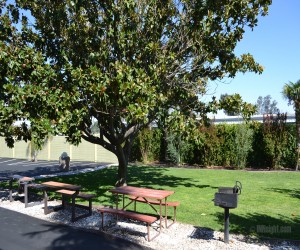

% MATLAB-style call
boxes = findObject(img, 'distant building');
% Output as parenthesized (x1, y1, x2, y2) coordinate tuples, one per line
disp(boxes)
(207, 114, 296, 124)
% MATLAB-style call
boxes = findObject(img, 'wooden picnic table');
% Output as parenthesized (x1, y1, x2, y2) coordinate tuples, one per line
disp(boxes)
(109, 186, 174, 230)
(41, 181, 81, 215)
(41, 181, 95, 222)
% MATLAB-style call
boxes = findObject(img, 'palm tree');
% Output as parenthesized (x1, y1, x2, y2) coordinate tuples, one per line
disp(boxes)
(282, 79, 300, 171)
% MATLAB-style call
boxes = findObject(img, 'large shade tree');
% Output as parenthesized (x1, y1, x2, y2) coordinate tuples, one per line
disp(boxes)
(0, 0, 271, 185)
(282, 79, 300, 171)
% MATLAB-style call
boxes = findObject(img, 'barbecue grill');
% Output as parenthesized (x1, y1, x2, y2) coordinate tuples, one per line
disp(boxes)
(213, 181, 242, 243)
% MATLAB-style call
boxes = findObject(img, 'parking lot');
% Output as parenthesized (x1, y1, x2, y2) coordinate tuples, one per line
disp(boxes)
(0, 157, 109, 179)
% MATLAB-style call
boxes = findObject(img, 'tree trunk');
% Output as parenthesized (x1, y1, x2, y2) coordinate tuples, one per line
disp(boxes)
(116, 156, 128, 186)
(115, 137, 134, 186)
(158, 110, 168, 163)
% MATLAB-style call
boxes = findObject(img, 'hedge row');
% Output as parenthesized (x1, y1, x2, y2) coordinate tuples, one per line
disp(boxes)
(130, 122, 297, 169)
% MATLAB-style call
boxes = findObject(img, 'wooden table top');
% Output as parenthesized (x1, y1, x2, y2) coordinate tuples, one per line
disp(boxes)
(109, 186, 174, 200)
(41, 181, 81, 191)
(9, 175, 35, 182)
(19, 177, 35, 182)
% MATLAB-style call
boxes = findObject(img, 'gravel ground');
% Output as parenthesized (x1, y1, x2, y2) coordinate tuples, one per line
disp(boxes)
(0, 190, 299, 250)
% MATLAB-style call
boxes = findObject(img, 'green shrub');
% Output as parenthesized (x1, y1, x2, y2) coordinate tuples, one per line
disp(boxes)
(235, 123, 254, 169)
(262, 114, 289, 169)
(280, 124, 297, 168)
(130, 128, 161, 163)
(216, 124, 236, 166)
(130, 120, 297, 169)
(165, 133, 196, 165)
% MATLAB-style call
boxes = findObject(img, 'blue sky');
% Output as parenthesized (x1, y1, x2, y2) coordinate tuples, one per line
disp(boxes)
(207, 0, 300, 115)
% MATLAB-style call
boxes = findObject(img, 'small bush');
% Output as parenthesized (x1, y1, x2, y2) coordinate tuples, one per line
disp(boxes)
(130, 128, 161, 163)
(234, 124, 253, 169)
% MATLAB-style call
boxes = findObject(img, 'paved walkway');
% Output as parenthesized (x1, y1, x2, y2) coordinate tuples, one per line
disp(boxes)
(0, 207, 148, 250)
(0, 157, 113, 179)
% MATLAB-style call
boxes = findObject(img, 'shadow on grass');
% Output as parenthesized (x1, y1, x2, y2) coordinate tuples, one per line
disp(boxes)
(266, 188, 300, 200)
(37, 165, 212, 206)
(127, 165, 211, 189)
(214, 211, 300, 240)
(40, 167, 118, 205)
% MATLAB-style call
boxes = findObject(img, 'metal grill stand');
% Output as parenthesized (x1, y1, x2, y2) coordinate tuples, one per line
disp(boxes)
(224, 207, 230, 243)
(213, 181, 242, 244)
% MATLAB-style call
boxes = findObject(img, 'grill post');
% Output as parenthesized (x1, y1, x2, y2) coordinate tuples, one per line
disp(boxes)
(224, 207, 230, 243)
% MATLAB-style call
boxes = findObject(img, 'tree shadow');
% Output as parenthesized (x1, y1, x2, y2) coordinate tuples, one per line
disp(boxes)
(214, 211, 300, 241)
(41, 165, 213, 205)
(189, 226, 215, 240)
(42, 167, 121, 205)
(266, 188, 300, 200)
(1, 163, 212, 193)
(127, 165, 211, 189)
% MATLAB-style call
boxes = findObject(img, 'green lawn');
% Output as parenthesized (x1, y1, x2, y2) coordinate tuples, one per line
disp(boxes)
(5, 165, 300, 240)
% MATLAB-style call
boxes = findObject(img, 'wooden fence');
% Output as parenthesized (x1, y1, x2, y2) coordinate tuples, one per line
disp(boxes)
(0, 136, 118, 163)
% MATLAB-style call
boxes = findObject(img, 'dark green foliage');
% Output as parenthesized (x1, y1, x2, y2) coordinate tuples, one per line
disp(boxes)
(130, 121, 297, 169)
(235, 124, 254, 169)
(190, 124, 237, 167)
(280, 124, 297, 167)
(166, 134, 180, 164)
(188, 126, 220, 166)
(129, 128, 161, 163)
(282, 80, 300, 171)
(216, 124, 237, 166)
(261, 114, 289, 169)
(165, 133, 193, 165)
(248, 123, 267, 168)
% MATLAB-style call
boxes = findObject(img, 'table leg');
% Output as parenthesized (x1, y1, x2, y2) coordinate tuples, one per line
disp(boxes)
(71, 195, 75, 222)
(9, 179, 13, 202)
(116, 193, 119, 210)
(159, 199, 162, 231)
(24, 183, 28, 208)
(164, 197, 168, 228)
(43, 190, 49, 214)
(61, 194, 65, 209)
(116, 194, 119, 222)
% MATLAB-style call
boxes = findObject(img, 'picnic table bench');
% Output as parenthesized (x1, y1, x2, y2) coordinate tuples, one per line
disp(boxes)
(98, 207, 158, 242)
(129, 196, 180, 228)
(7, 175, 45, 207)
(8, 175, 34, 202)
